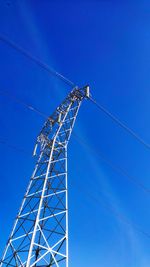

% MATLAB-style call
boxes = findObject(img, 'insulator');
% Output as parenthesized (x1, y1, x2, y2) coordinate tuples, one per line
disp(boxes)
(57, 112, 62, 123)
(33, 143, 38, 156)
(85, 85, 90, 98)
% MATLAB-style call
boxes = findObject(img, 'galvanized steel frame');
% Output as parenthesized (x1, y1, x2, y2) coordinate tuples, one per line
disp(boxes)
(0, 86, 89, 267)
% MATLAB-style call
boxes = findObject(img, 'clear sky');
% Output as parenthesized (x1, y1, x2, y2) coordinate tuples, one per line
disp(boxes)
(0, 0, 150, 266)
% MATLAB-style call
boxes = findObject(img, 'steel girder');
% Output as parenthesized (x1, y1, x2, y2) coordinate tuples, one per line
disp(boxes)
(0, 86, 89, 267)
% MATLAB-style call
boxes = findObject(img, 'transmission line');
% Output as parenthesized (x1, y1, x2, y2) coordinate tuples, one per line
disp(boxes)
(0, 138, 30, 155)
(0, 89, 48, 118)
(1, 34, 149, 151)
(1, 88, 150, 196)
(74, 134, 150, 195)
(90, 97, 150, 150)
(75, 180, 150, 240)
(0, 34, 76, 87)
(1, 33, 150, 253)
(1, 137, 150, 241)
(0, 90, 149, 241)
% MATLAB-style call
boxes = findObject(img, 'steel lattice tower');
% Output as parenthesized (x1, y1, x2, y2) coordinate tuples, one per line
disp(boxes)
(0, 86, 90, 267)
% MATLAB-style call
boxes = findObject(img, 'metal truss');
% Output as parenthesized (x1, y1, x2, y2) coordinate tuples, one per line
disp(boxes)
(0, 86, 89, 267)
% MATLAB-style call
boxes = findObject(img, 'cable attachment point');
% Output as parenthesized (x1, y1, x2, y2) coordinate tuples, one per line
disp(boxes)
(33, 133, 49, 156)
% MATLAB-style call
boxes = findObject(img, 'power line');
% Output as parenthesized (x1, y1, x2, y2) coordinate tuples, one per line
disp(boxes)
(1, 33, 150, 247)
(0, 138, 30, 155)
(0, 98, 150, 241)
(74, 133, 150, 195)
(74, 180, 150, 240)
(1, 88, 150, 196)
(1, 33, 149, 152)
(1, 137, 150, 241)
(0, 34, 76, 87)
(1, 34, 149, 152)
(90, 97, 150, 150)
(0, 89, 48, 119)
(1, 89, 150, 245)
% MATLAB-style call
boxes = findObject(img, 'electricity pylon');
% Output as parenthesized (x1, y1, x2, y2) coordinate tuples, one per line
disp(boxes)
(0, 86, 90, 267)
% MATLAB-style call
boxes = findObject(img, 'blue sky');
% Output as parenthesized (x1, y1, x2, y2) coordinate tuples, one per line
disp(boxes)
(0, 0, 150, 266)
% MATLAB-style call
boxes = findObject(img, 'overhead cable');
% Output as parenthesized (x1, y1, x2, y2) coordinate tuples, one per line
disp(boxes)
(90, 97, 150, 150)
(0, 34, 76, 87)
(0, 138, 30, 155)
(75, 180, 150, 240)
(74, 133, 150, 195)
(0, 89, 48, 119)
(1, 89, 150, 196)
(1, 137, 150, 241)
(1, 34, 149, 151)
